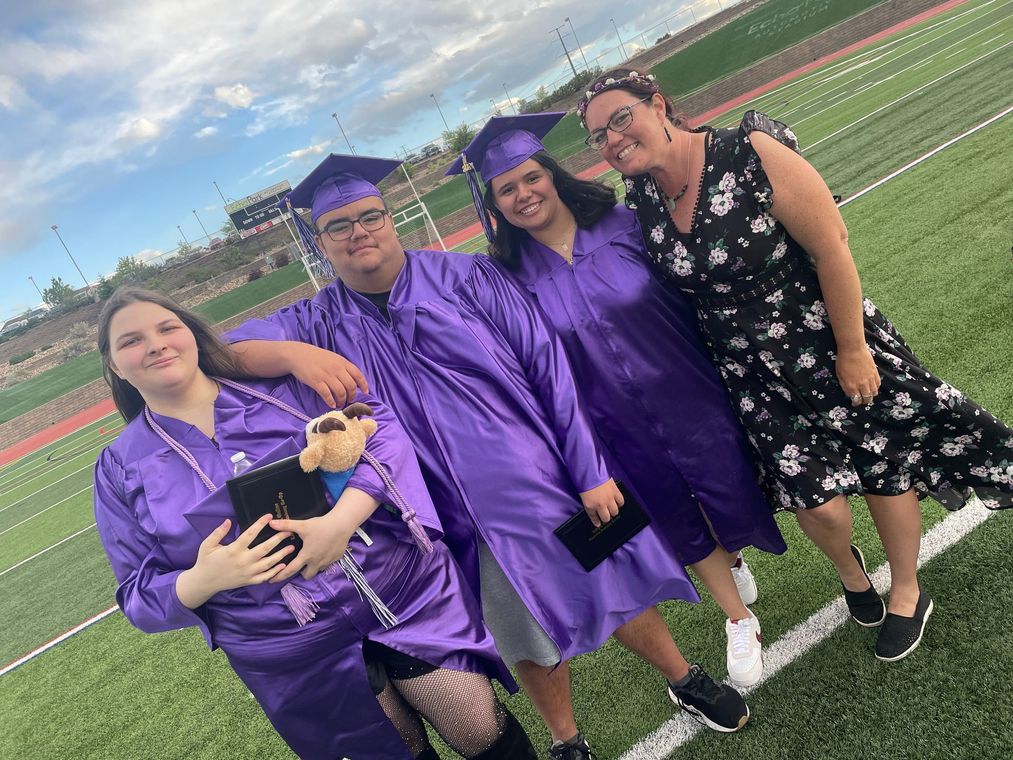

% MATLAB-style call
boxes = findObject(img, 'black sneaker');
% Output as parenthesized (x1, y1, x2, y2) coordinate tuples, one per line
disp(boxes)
(842, 544, 886, 627)
(667, 664, 749, 733)
(876, 591, 934, 662)
(548, 732, 595, 760)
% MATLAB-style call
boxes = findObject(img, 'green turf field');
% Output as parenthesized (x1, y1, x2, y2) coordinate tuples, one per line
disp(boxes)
(2, 1, 1012, 757)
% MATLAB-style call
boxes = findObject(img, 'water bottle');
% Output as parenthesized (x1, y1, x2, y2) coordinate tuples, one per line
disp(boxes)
(230, 451, 253, 477)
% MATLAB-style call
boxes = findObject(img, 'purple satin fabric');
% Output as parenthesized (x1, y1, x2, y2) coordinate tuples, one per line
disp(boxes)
(227, 249, 701, 662)
(93, 377, 509, 760)
(509, 206, 787, 564)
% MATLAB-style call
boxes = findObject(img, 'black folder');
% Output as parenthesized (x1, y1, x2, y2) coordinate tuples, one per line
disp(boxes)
(553, 482, 651, 571)
(226, 454, 329, 553)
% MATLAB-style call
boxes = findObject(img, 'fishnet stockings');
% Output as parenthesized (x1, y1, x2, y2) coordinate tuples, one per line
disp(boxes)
(375, 667, 508, 758)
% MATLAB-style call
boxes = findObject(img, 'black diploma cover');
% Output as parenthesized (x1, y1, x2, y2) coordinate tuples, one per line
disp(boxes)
(553, 482, 651, 571)
(226, 454, 329, 552)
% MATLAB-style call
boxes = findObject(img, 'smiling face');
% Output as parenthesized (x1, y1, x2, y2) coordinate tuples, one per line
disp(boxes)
(583, 89, 670, 176)
(489, 158, 563, 233)
(315, 195, 405, 291)
(106, 300, 201, 399)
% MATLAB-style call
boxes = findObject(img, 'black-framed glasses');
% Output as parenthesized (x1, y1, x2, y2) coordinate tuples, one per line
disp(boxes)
(319, 209, 389, 242)
(584, 96, 653, 150)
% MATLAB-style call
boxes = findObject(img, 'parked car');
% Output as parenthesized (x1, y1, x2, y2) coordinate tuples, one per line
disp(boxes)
(405, 152, 422, 164)
(209, 237, 225, 250)
(421, 143, 441, 158)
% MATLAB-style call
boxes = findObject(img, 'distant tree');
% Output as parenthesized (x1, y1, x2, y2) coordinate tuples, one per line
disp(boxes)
(220, 218, 237, 236)
(442, 123, 478, 154)
(114, 255, 154, 285)
(63, 321, 93, 359)
(96, 276, 116, 300)
(177, 240, 195, 258)
(42, 277, 76, 308)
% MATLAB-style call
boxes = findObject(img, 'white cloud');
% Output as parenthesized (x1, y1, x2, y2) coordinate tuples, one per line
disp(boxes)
(214, 83, 254, 109)
(132, 247, 165, 263)
(117, 116, 163, 143)
(286, 141, 330, 160)
(0, 75, 25, 110)
(194, 125, 218, 139)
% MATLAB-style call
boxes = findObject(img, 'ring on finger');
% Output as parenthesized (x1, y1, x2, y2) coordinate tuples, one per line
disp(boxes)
(851, 393, 863, 403)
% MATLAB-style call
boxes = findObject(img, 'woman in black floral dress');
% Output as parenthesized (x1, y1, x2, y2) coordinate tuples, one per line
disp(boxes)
(578, 68, 1013, 662)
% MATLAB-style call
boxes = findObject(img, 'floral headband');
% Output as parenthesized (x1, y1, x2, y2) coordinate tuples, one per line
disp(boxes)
(577, 72, 659, 126)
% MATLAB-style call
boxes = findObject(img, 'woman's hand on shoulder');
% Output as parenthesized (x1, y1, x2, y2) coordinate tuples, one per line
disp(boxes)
(177, 515, 294, 607)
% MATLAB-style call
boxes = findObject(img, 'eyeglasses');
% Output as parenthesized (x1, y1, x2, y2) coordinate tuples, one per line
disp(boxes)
(583, 96, 653, 150)
(319, 209, 389, 242)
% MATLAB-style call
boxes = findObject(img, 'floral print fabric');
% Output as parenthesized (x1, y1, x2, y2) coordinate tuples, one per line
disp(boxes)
(624, 110, 1013, 511)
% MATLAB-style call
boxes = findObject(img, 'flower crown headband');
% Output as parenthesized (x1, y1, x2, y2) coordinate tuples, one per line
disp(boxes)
(577, 72, 658, 126)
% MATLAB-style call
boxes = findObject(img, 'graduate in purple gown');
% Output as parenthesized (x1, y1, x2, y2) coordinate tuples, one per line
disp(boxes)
(92, 288, 536, 760)
(228, 155, 751, 756)
(445, 113, 788, 691)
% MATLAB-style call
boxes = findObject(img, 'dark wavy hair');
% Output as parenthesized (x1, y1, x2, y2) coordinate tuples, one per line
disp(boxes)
(582, 67, 688, 129)
(483, 151, 616, 269)
(97, 287, 245, 422)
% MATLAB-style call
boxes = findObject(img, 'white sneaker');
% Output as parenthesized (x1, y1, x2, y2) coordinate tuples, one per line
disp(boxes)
(730, 552, 758, 605)
(725, 613, 762, 688)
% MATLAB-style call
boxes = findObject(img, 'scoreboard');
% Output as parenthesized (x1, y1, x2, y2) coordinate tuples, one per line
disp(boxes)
(225, 180, 292, 238)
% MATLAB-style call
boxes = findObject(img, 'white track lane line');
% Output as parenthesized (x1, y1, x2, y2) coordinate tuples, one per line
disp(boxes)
(838, 105, 1012, 208)
(0, 523, 96, 578)
(619, 498, 995, 760)
(1, 605, 119, 676)
(0, 485, 92, 536)
(804, 40, 1013, 151)
(0, 461, 96, 514)
(0, 411, 119, 474)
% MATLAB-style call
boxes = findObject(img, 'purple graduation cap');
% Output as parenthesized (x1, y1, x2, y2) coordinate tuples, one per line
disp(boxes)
(280, 154, 402, 278)
(445, 112, 566, 242)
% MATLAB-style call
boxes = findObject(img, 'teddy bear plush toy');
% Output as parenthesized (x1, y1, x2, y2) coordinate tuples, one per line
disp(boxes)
(299, 402, 377, 499)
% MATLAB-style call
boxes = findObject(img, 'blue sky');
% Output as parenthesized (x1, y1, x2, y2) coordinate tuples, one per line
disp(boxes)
(0, 0, 714, 321)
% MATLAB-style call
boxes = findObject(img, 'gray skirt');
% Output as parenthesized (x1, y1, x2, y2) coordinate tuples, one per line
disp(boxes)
(478, 543, 561, 667)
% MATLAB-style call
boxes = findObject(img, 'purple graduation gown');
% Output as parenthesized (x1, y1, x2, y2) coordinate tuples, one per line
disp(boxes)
(227, 249, 700, 663)
(94, 377, 511, 760)
(508, 205, 786, 564)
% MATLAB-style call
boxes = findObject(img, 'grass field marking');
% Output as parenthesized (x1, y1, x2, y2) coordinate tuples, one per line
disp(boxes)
(0, 432, 119, 500)
(910, 56, 937, 68)
(1, 419, 123, 481)
(0, 605, 118, 677)
(788, 14, 1013, 130)
(0, 485, 91, 536)
(944, 45, 969, 57)
(0, 523, 96, 578)
(731, 0, 1005, 121)
(618, 498, 994, 759)
(802, 38, 1013, 152)
(980, 32, 1006, 44)
(776, 6, 1005, 123)
(0, 460, 95, 515)
(838, 105, 1012, 209)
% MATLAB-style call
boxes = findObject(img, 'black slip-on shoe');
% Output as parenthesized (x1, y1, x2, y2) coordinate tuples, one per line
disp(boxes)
(843, 544, 886, 627)
(876, 591, 934, 662)
(548, 732, 596, 760)
(668, 664, 750, 733)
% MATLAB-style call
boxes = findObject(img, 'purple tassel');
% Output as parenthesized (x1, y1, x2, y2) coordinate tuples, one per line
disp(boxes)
(280, 583, 320, 627)
(401, 508, 434, 554)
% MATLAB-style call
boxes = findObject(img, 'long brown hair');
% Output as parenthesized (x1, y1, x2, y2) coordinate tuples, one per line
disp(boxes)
(484, 151, 615, 269)
(97, 287, 245, 422)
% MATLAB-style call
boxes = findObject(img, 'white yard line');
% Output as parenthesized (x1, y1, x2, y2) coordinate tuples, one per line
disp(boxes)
(0, 485, 92, 536)
(0, 425, 123, 494)
(0, 461, 96, 514)
(0, 605, 119, 676)
(838, 105, 1013, 208)
(619, 498, 995, 760)
(0, 524, 96, 578)
(0, 411, 119, 476)
(804, 40, 1013, 151)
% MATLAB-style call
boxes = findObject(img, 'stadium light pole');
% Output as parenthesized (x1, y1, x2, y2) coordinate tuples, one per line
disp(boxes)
(490, 98, 501, 116)
(430, 94, 450, 131)
(49, 224, 90, 288)
(177, 225, 189, 245)
(502, 83, 517, 114)
(212, 180, 227, 204)
(192, 209, 210, 240)
(565, 17, 590, 71)
(549, 24, 579, 80)
(331, 112, 356, 154)
(28, 275, 45, 301)
(610, 18, 629, 60)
